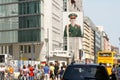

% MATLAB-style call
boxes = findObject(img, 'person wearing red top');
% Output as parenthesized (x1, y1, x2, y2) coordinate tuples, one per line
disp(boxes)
(28, 64, 34, 80)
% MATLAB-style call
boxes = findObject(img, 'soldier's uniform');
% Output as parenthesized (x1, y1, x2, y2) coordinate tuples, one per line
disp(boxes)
(64, 13, 82, 37)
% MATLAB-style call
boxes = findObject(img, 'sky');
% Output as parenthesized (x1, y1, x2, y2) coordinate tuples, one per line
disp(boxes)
(83, 0, 120, 47)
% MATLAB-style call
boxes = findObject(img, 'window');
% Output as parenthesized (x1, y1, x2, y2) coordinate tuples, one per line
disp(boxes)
(19, 45, 35, 54)
(9, 45, 13, 55)
(28, 45, 31, 53)
(63, 0, 67, 11)
(20, 45, 24, 52)
(0, 55, 5, 63)
(99, 53, 112, 57)
(19, 1, 40, 15)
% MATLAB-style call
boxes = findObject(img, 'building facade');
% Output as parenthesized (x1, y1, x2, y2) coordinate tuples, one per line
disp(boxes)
(44, 0, 70, 64)
(102, 31, 111, 51)
(0, 0, 44, 61)
(0, 0, 67, 64)
(83, 17, 95, 63)
(94, 27, 102, 63)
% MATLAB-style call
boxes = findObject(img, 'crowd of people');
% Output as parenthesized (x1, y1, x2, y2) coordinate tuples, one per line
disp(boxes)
(0, 65, 14, 80)
(18, 61, 66, 80)
(110, 64, 120, 80)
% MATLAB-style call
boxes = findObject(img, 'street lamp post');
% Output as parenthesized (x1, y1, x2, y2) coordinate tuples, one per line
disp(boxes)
(45, 38, 49, 63)
(118, 37, 120, 53)
(31, 43, 35, 64)
(19, 50, 23, 68)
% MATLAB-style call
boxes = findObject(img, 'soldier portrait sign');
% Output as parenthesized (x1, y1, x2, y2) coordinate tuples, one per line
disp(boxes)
(63, 12, 83, 37)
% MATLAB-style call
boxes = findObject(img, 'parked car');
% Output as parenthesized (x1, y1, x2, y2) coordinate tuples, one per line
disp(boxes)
(61, 62, 110, 80)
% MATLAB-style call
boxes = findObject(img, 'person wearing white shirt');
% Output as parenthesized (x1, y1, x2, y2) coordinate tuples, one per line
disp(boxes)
(0, 65, 5, 80)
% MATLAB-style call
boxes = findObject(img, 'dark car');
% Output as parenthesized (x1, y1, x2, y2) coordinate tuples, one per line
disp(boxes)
(61, 63, 110, 80)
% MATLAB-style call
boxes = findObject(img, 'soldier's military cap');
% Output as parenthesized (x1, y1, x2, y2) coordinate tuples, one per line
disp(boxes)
(68, 13, 77, 19)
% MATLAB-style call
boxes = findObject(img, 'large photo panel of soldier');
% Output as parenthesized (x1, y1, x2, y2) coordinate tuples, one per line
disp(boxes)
(63, 12, 83, 61)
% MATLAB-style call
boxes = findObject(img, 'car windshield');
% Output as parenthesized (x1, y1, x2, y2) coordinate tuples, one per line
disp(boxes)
(63, 65, 109, 80)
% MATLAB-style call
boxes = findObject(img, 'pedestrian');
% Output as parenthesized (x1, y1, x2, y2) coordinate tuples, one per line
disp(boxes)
(7, 65, 14, 80)
(33, 64, 38, 80)
(110, 64, 117, 80)
(59, 66, 65, 79)
(22, 65, 29, 80)
(49, 62, 55, 80)
(43, 63, 50, 80)
(37, 65, 44, 80)
(95, 66, 109, 80)
(61, 62, 66, 68)
(18, 68, 23, 80)
(0, 65, 5, 80)
(54, 61, 59, 80)
(116, 65, 120, 80)
(28, 64, 34, 80)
